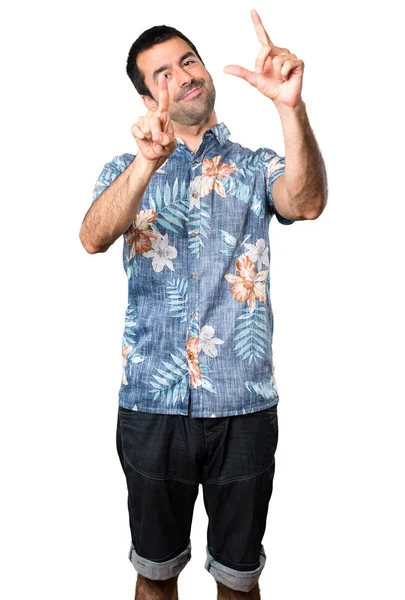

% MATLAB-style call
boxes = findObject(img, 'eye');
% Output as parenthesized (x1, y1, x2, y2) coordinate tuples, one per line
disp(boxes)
(183, 60, 195, 67)
(164, 72, 172, 79)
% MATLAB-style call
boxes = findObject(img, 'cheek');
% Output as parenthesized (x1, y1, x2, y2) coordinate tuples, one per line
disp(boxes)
(204, 71, 214, 86)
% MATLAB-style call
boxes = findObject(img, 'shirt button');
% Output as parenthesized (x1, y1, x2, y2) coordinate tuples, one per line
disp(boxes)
(191, 273, 197, 280)
(190, 231, 197, 237)
(190, 312, 196, 319)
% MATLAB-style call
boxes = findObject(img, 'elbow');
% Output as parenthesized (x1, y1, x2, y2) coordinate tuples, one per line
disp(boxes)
(82, 242, 104, 254)
(79, 228, 108, 254)
(302, 194, 328, 220)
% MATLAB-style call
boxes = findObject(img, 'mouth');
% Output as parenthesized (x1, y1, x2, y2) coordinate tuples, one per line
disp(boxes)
(181, 85, 203, 101)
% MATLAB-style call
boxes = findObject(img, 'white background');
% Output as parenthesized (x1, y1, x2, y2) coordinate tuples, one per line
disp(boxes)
(1, 0, 404, 598)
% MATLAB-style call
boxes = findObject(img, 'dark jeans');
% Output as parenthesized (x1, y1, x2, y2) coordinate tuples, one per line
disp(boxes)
(116, 403, 279, 593)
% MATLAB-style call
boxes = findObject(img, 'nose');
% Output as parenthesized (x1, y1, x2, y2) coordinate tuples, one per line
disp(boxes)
(175, 67, 194, 88)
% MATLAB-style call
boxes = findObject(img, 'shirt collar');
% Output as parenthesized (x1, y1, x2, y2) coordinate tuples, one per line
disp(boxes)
(175, 122, 231, 148)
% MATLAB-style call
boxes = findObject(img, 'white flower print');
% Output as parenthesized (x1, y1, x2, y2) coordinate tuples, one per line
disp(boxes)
(198, 325, 225, 358)
(243, 238, 270, 272)
(189, 176, 201, 211)
(143, 234, 177, 272)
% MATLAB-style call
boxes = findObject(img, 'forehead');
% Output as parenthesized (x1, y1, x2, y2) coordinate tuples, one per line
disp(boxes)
(137, 37, 196, 84)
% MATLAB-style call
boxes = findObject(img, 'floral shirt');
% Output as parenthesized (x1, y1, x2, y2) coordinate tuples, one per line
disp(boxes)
(92, 122, 294, 417)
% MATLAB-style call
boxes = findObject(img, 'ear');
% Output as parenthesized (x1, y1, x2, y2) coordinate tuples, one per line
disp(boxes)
(141, 95, 159, 112)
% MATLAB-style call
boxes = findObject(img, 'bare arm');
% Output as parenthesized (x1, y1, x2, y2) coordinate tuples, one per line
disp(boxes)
(272, 101, 327, 221)
(80, 74, 176, 254)
(224, 10, 327, 222)
(80, 155, 158, 254)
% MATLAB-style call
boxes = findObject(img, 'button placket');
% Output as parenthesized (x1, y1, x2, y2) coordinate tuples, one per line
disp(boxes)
(187, 153, 204, 410)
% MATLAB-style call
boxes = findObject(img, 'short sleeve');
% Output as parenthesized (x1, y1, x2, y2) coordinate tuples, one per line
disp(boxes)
(261, 148, 294, 225)
(92, 153, 136, 203)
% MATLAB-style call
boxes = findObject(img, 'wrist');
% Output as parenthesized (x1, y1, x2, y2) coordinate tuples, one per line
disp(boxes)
(133, 153, 163, 179)
(274, 99, 306, 116)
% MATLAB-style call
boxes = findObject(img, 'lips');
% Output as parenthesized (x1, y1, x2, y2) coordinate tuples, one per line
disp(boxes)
(181, 85, 203, 100)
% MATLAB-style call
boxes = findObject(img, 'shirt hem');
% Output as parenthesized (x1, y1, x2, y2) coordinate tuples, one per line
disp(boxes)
(118, 393, 279, 418)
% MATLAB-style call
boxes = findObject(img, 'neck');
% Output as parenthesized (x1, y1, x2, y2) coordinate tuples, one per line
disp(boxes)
(173, 111, 219, 154)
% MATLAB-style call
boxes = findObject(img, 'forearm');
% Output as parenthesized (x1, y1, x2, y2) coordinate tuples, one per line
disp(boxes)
(80, 154, 158, 253)
(276, 100, 328, 219)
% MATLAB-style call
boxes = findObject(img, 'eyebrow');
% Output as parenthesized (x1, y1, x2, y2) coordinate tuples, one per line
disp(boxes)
(152, 52, 197, 82)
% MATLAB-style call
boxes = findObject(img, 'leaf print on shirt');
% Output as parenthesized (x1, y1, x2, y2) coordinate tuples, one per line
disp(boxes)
(125, 209, 160, 260)
(121, 304, 146, 386)
(224, 254, 269, 313)
(148, 349, 189, 406)
(224, 176, 265, 218)
(124, 249, 139, 280)
(200, 155, 238, 198)
(188, 198, 211, 258)
(244, 379, 278, 400)
(219, 230, 251, 258)
(199, 364, 218, 394)
(233, 306, 269, 365)
(149, 179, 189, 234)
(166, 278, 188, 323)
(143, 233, 177, 272)
(243, 238, 270, 272)
(271, 363, 278, 393)
(223, 151, 281, 218)
(265, 153, 285, 180)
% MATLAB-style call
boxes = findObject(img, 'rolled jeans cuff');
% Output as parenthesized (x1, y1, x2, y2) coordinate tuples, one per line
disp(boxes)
(128, 540, 191, 580)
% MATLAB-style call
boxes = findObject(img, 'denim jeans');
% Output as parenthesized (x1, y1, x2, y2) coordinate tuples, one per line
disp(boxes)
(116, 402, 279, 593)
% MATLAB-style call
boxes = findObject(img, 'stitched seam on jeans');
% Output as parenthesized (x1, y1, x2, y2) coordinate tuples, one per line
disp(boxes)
(203, 462, 274, 485)
(123, 453, 199, 486)
(204, 422, 225, 444)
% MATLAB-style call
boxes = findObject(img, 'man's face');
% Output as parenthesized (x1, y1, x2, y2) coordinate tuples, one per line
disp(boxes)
(137, 37, 216, 126)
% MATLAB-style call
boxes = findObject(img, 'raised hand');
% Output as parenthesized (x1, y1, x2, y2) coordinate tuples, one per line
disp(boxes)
(224, 9, 304, 109)
(131, 74, 177, 164)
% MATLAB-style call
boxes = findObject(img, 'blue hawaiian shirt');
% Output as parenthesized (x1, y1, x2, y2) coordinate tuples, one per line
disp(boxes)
(91, 122, 294, 417)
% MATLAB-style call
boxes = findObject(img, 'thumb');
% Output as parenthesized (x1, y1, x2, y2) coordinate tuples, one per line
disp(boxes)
(224, 65, 256, 86)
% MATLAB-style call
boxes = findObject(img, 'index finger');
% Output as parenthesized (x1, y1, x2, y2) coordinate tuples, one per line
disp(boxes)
(251, 9, 273, 47)
(158, 73, 169, 113)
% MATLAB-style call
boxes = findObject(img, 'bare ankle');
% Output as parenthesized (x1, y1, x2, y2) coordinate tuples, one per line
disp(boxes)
(217, 581, 260, 600)
(135, 573, 179, 600)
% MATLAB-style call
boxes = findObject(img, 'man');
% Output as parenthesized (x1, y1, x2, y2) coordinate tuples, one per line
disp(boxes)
(80, 9, 327, 600)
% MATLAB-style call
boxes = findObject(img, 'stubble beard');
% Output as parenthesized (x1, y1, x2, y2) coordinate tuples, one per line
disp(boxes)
(169, 76, 216, 127)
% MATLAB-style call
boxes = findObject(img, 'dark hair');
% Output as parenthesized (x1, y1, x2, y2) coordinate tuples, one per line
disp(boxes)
(126, 25, 205, 98)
